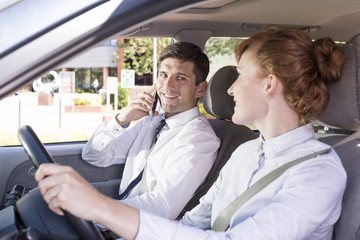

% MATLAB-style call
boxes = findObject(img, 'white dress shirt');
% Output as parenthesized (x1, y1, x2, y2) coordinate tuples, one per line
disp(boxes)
(136, 123, 347, 239)
(82, 106, 220, 219)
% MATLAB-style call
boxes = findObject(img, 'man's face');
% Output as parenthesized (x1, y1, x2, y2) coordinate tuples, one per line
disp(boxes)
(157, 58, 207, 118)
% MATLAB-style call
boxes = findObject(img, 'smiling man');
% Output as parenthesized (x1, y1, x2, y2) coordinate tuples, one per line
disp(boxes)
(81, 42, 220, 220)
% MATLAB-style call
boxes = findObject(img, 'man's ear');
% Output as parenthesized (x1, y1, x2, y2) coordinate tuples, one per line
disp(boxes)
(195, 81, 208, 98)
(264, 74, 282, 97)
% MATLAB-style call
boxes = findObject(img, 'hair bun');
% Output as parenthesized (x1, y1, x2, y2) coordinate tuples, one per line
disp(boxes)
(313, 38, 345, 84)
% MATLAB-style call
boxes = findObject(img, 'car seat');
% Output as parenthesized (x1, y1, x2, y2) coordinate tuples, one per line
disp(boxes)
(177, 66, 257, 219)
(315, 44, 360, 240)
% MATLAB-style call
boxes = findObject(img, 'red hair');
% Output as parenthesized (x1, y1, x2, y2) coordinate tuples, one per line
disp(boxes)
(235, 29, 345, 124)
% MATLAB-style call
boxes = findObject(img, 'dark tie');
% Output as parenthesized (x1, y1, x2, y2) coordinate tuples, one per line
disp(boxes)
(114, 119, 166, 200)
(151, 119, 166, 146)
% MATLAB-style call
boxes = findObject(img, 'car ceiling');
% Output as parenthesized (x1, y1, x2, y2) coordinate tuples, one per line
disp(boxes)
(127, 0, 360, 44)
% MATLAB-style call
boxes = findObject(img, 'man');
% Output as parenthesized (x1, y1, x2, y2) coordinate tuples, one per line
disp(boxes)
(82, 42, 220, 220)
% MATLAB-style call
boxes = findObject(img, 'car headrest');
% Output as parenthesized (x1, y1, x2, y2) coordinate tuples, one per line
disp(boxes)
(203, 66, 237, 120)
(318, 44, 360, 131)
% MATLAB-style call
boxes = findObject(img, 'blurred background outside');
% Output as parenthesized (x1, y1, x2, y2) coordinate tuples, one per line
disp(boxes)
(0, 37, 240, 146)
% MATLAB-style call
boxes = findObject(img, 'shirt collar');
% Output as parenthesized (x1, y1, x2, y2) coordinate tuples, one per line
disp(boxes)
(164, 106, 200, 129)
(258, 123, 315, 159)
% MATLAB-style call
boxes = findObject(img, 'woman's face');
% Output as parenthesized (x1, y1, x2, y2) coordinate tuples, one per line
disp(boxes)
(227, 45, 268, 126)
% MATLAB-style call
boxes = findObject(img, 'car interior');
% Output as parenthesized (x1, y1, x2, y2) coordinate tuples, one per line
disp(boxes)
(1, 0, 360, 239)
(316, 44, 360, 240)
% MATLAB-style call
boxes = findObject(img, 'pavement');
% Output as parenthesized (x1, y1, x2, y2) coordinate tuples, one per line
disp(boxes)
(0, 92, 115, 145)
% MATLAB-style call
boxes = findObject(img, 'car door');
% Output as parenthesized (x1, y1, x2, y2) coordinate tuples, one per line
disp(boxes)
(0, 0, 206, 204)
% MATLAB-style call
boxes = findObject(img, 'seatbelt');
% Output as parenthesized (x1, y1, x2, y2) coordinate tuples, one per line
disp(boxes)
(212, 128, 360, 232)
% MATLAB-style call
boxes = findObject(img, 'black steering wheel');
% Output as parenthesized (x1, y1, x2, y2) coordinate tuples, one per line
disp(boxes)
(17, 125, 105, 240)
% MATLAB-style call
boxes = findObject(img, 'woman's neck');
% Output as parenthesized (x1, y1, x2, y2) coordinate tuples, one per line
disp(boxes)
(255, 100, 300, 141)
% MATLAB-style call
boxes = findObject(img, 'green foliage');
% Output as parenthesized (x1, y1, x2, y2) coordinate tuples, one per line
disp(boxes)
(117, 86, 128, 109)
(120, 39, 153, 76)
(110, 86, 129, 110)
(204, 37, 243, 62)
(73, 93, 103, 106)
(117, 37, 241, 76)
(118, 38, 172, 76)
(156, 38, 172, 54)
(75, 87, 82, 93)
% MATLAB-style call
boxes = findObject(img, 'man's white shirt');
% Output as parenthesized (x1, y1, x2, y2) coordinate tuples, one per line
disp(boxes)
(82, 106, 220, 219)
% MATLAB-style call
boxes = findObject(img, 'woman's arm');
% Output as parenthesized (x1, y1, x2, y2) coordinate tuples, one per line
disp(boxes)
(35, 163, 140, 239)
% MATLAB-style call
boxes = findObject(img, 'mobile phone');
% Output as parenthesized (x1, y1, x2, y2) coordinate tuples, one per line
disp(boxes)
(150, 92, 159, 120)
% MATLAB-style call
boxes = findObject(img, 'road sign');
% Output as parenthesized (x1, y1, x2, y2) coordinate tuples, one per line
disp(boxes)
(121, 69, 135, 88)
(59, 71, 75, 94)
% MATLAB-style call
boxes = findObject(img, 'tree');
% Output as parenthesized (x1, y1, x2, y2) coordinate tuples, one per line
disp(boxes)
(119, 38, 172, 76)
(117, 37, 241, 79)
(204, 37, 243, 61)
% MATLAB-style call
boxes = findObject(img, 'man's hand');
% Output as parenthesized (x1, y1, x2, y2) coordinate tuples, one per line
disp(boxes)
(116, 85, 159, 127)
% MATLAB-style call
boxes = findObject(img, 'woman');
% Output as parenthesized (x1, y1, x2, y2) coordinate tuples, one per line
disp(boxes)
(36, 29, 346, 240)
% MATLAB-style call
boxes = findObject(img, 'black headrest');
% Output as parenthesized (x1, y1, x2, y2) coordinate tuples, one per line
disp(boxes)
(318, 44, 360, 131)
(203, 66, 237, 120)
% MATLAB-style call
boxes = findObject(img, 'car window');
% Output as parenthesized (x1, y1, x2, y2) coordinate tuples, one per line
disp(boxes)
(0, 37, 168, 146)
(0, 37, 241, 146)
(204, 37, 259, 131)
(204, 37, 240, 80)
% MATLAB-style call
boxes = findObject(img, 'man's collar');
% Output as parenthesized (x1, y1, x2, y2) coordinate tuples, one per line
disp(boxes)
(164, 106, 200, 129)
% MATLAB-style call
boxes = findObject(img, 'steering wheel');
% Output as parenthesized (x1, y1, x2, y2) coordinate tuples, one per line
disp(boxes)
(17, 125, 105, 240)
